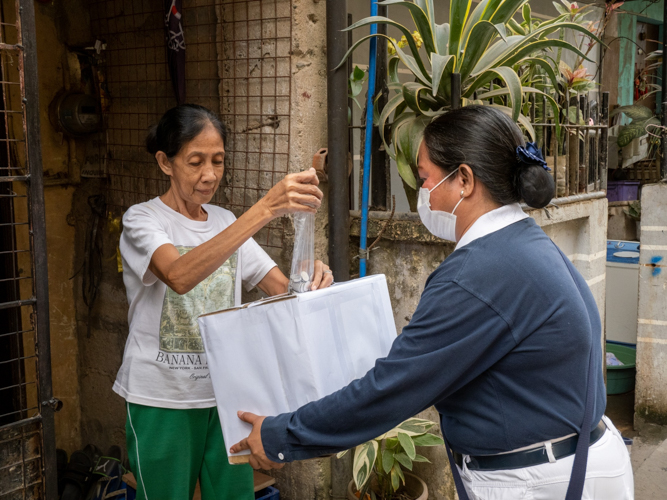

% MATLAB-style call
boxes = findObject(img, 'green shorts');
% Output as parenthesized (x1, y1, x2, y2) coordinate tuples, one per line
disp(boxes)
(125, 402, 253, 500)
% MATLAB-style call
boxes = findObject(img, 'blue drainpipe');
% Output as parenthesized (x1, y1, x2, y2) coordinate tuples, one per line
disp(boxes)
(359, 1, 378, 277)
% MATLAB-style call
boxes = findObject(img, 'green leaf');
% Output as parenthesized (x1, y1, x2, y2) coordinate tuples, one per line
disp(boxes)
(395, 148, 418, 189)
(435, 23, 450, 55)
(490, 0, 529, 25)
(449, 0, 473, 59)
(458, 21, 508, 81)
(508, 18, 526, 36)
(388, 56, 401, 84)
(335, 34, 430, 86)
(336, 450, 349, 459)
(385, 437, 399, 449)
(413, 454, 431, 463)
(489, 105, 536, 141)
(398, 432, 417, 460)
(471, 21, 603, 77)
(391, 463, 401, 492)
(352, 440, 378, 492)
(377, 92, 407, 158)
(352, 66, 366, 82)
(469, 39, 593, 91)
(393, 463, 406, 490)
(610, 104, 654, 121)
(553, 1, 569, 16)
(458, 0, 490, 54)
(402, 82, 438, 116)
(477, 67, 523, 121)
(431, 54, 455, 98)
(522, 3, 532, 26)
(378, 1, 436, 56)
(344, 17, 430, 78)
(471, 35, 525, 74)
(618, 122, 648, 148)
(382, 449, 395, 474)
(412, 432, 446, 447)
(396, 114, 430, 169)
(516, 57, 560, 94)
(394, 452, 414, 470)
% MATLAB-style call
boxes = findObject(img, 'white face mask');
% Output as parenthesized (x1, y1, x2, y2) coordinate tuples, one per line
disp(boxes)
(417, 168, 464, 242)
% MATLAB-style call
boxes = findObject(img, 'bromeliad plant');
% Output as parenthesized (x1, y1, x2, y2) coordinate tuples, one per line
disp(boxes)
(337, 418, 444, 500)
(338, 0, 602, 206)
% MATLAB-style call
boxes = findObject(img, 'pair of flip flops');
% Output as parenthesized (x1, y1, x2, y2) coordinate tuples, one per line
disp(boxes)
(58, 445, 132, 500)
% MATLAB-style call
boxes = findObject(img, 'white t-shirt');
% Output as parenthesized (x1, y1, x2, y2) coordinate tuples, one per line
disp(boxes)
(113, 197, 277, 409)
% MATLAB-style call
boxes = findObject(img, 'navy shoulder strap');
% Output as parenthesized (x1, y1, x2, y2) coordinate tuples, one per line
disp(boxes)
(443, 346, 596, 500)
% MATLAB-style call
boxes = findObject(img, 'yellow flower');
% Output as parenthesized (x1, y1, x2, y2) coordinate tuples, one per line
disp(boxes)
(388, 37, 397, 56)
(398, 35, 409, 48)
(412, 30, 423, 50)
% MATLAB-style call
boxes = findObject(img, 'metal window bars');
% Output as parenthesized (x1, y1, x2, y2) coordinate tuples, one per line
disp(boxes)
(0, 1, 57, 499)
(88, 0, 292, 252)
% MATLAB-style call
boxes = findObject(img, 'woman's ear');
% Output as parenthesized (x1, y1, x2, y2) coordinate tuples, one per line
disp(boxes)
(155, 152, 172, 176)
(458, 164, 475, 197)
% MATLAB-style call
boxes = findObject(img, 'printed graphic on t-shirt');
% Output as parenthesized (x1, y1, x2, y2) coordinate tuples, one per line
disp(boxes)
(158, 247, 237, 353)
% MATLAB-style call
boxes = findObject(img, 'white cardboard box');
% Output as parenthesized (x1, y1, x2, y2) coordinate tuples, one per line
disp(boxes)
(198, 274, 397, 463)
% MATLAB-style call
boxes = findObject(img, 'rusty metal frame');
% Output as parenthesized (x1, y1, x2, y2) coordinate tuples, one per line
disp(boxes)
(0, 0, 57, 498)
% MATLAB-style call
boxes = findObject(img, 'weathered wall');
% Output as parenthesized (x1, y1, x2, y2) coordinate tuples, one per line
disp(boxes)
(349, 198, 608, 500)
(33, 0, 93, 455)
(259, 0, 332, 498)
(635, 183, 667, 427)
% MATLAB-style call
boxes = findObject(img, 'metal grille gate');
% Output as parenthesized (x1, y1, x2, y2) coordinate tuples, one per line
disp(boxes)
(0, 1, 57, 499)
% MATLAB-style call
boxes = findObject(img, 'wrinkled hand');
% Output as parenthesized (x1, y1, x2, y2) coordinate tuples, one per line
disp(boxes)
(261, 168, 323, 218)
(230, 411, 284, 470)
(311, 260, 334, 291)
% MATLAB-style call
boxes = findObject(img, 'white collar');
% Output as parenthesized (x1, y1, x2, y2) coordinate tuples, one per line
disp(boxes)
(455, 203, 528, 250)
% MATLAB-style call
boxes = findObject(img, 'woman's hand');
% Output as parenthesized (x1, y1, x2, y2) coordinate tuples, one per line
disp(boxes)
(311, 260, 334, 291)
(230, 411, 284, 470)
(260, 168, 323, 218)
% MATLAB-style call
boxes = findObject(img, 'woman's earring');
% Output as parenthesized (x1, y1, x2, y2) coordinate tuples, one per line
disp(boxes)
(460, 190, 465, 198)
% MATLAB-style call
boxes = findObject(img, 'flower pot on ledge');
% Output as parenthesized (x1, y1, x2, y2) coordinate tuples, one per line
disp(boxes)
(347, 472, 429, 500)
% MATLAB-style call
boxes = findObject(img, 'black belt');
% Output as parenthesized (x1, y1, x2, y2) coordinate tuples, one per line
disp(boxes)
(453, 420, 607, 471)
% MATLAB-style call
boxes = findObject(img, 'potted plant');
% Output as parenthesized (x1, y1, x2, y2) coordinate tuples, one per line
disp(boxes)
(338, 0, 601, 209)
(337, 417, 444, 500)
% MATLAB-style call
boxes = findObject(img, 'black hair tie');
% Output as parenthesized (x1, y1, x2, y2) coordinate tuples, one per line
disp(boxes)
(516, 142, 551, 171)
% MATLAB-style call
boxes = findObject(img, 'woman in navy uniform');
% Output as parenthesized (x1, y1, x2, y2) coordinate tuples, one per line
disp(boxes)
(232, 106, 633, 500)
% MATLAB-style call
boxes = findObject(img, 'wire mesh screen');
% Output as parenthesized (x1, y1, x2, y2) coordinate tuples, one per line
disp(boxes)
(88, 0, 292, 250)
(0, 1, 47, 497)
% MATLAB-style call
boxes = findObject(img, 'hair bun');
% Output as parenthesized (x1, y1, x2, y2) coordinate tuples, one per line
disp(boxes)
(517, 164, 555, 208)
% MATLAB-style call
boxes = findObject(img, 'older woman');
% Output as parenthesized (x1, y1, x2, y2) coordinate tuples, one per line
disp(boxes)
(113, 104, 333, 500)
(232, 106, 633, 500)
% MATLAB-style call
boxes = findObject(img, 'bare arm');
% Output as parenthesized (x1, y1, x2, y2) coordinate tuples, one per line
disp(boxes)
(149, 169, 322, 295)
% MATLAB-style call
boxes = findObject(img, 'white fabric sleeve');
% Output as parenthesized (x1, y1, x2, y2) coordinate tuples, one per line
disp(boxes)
(119, 204, 173, 286)
(240, 237, 278, 292)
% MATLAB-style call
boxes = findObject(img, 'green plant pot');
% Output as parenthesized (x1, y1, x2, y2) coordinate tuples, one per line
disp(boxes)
(606, 342, 636, 395)
(347, 472, 428, 500)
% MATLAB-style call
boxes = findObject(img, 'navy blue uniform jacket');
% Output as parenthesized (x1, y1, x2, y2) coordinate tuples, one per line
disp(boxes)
(261, 217, 606, 461)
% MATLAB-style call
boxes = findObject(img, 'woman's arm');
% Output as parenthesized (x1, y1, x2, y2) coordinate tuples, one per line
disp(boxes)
(231, 279, 516, 467)
(149, 169, 322, 295)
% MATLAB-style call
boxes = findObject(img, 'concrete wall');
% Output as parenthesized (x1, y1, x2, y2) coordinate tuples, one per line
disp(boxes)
(635, 183, 667, 427)
(350, 198, 608, 500)
(32, 0, 93, 455)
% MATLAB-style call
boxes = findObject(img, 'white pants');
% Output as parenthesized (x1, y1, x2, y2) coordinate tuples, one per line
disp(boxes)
(457, 416, 634, 500)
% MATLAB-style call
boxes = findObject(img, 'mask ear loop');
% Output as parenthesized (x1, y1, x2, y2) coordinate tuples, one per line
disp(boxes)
(452, 190, 465, 215)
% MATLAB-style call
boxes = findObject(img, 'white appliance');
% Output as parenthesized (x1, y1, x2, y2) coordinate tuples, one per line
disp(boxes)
(605, 240, 640, 345)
